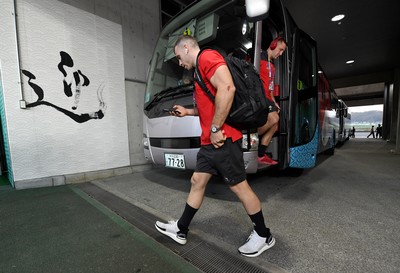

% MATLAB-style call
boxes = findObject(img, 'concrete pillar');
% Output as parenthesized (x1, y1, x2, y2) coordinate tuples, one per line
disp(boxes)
(394, 69, 400, 152)
(382, 82, 391, 140)
(390, 69, 399, 144)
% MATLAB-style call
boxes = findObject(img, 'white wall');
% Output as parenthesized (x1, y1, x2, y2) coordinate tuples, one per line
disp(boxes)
(0, 0, 23, 186)
(0, 0, 160, 185)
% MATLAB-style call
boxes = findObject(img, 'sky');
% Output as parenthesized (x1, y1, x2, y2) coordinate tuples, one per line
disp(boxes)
(349, 104, 383, 113)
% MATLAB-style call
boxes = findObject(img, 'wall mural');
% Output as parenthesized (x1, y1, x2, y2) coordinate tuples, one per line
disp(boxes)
(21, 51, 106, 123)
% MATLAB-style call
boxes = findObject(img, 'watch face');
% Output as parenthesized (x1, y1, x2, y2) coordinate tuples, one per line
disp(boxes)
(211, 126, 219, 133)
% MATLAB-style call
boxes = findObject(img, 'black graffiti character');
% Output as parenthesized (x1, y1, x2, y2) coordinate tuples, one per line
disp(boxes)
(58, 51, 90, 110)
(21, 51, 106, 123)
(25, 84, 106, 123)
(21, 70, 44, 101)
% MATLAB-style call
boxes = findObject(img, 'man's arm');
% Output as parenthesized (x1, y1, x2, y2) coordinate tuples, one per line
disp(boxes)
(271, 88, 280, 110)
(208, 64, 235, 148)
(209, 64, 236, 128)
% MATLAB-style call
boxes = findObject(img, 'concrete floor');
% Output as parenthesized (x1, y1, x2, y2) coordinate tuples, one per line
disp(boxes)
(91, 138, 400, 273)
(1, 138, 399, 273)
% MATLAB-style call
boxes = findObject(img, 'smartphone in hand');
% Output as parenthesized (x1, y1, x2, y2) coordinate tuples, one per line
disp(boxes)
(163, 108, 181, 114)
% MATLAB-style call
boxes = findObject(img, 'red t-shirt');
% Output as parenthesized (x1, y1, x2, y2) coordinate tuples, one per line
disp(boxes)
(259, 51, 275, 101)
(195, 50, 242, 145)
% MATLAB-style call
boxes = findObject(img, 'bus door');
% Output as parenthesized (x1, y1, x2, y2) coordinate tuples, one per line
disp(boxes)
(288, 29, 318, 168)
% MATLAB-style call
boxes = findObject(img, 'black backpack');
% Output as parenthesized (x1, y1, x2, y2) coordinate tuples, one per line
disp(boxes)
(194, 49, 269, 130)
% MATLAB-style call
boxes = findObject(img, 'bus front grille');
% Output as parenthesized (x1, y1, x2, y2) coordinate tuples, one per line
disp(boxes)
(150, 137, 201, 149)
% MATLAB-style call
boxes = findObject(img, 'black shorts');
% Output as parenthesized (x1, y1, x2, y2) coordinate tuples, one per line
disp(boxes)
(267, 99, 279, 113)
(195, 138, 246, 185)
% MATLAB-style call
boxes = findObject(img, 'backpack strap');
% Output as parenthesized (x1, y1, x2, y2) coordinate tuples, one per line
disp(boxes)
(194, 49, 216, 103)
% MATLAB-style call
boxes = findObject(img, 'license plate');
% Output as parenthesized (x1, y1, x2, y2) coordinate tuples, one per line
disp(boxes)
(164, 153, 186, 169)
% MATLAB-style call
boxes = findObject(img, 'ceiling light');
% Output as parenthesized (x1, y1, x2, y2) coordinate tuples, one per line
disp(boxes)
(346, 60, 354, 64)
(331, 14, 345, 22)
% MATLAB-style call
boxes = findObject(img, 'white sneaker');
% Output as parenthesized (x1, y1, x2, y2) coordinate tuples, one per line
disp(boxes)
(238, 230, 275, 257)
(155, 220, 187, 245)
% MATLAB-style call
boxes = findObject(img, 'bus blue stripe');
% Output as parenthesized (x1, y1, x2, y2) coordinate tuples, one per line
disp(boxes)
(289, 125, 319, 168)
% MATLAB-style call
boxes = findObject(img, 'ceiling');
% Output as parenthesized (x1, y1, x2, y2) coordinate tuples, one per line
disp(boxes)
(161, 0, 400, 105)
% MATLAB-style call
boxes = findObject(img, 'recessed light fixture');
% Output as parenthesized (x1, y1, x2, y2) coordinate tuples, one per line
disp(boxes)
(346, 60, 354, 64)
(331, 14, 345, 22)
(318, 70, 323, 74)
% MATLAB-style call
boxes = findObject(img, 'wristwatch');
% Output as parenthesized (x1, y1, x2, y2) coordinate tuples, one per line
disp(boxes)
(210, 125, 220, 133)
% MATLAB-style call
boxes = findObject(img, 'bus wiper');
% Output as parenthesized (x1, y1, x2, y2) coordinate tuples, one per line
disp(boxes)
(145, 83, 194, 111)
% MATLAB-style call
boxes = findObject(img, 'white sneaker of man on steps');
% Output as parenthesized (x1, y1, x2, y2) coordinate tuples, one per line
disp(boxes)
(155, 220, 275, 257)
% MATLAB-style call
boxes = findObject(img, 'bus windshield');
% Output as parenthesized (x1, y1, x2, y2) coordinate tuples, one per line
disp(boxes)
(144, 1, 259, 108)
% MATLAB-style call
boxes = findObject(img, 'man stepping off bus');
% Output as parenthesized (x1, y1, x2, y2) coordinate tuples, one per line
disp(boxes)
(258, 37, 287, 165)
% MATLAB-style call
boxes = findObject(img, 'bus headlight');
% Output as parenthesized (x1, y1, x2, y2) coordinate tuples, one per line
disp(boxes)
(242, 132, 259, 151)
(143, 133, 149, 149)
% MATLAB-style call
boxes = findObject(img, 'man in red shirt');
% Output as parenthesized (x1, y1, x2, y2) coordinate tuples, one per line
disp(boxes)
(258, 37, 287, 165)
(155, 35, 275, 258)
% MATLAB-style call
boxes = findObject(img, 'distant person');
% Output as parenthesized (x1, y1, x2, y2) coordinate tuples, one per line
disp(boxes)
(257, 37, 287, 165)
(367, 125, 375, 138)
(351, 126, 356, 138)
(376, 124, 382, 138)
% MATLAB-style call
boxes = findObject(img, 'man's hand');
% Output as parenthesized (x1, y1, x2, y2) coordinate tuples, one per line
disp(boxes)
(210, 130, 226, 148)
(274, 102, 281, 113)
(168, 105, 195, 117)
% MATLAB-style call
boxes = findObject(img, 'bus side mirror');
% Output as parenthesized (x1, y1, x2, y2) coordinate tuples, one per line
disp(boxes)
(245, 0, 270, 21)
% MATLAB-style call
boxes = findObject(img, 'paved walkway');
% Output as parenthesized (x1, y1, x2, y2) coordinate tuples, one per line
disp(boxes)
(0, 185, 201, 273)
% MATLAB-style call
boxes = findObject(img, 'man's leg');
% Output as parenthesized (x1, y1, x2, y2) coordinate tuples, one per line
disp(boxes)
(186, 172, 213, 209)
(178, 172, 212, 230)
(260, 111, 279, 146)
(261, 121, 279, 148)
(230, 180, 275, 257)
(229, 180, 264, 222)
(258, 117, 273, 137)
(155, 171, 212, 245)
(258, 111, 279, 165)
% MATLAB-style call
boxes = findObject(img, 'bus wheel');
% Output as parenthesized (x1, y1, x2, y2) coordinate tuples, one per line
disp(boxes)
(284, 167, 304, 177)
(325, 134, 335, 155)
(325, 146, 335, 155)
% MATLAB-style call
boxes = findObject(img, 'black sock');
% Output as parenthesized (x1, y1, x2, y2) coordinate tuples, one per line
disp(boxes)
(258, 145, 267, 157)
(249, 210, 271, 238)
(177, 203, 198, 234)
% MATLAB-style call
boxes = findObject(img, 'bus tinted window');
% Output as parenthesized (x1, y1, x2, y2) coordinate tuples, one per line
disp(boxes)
(294, 35, 317, 146)
(296, 37, 316, 91)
